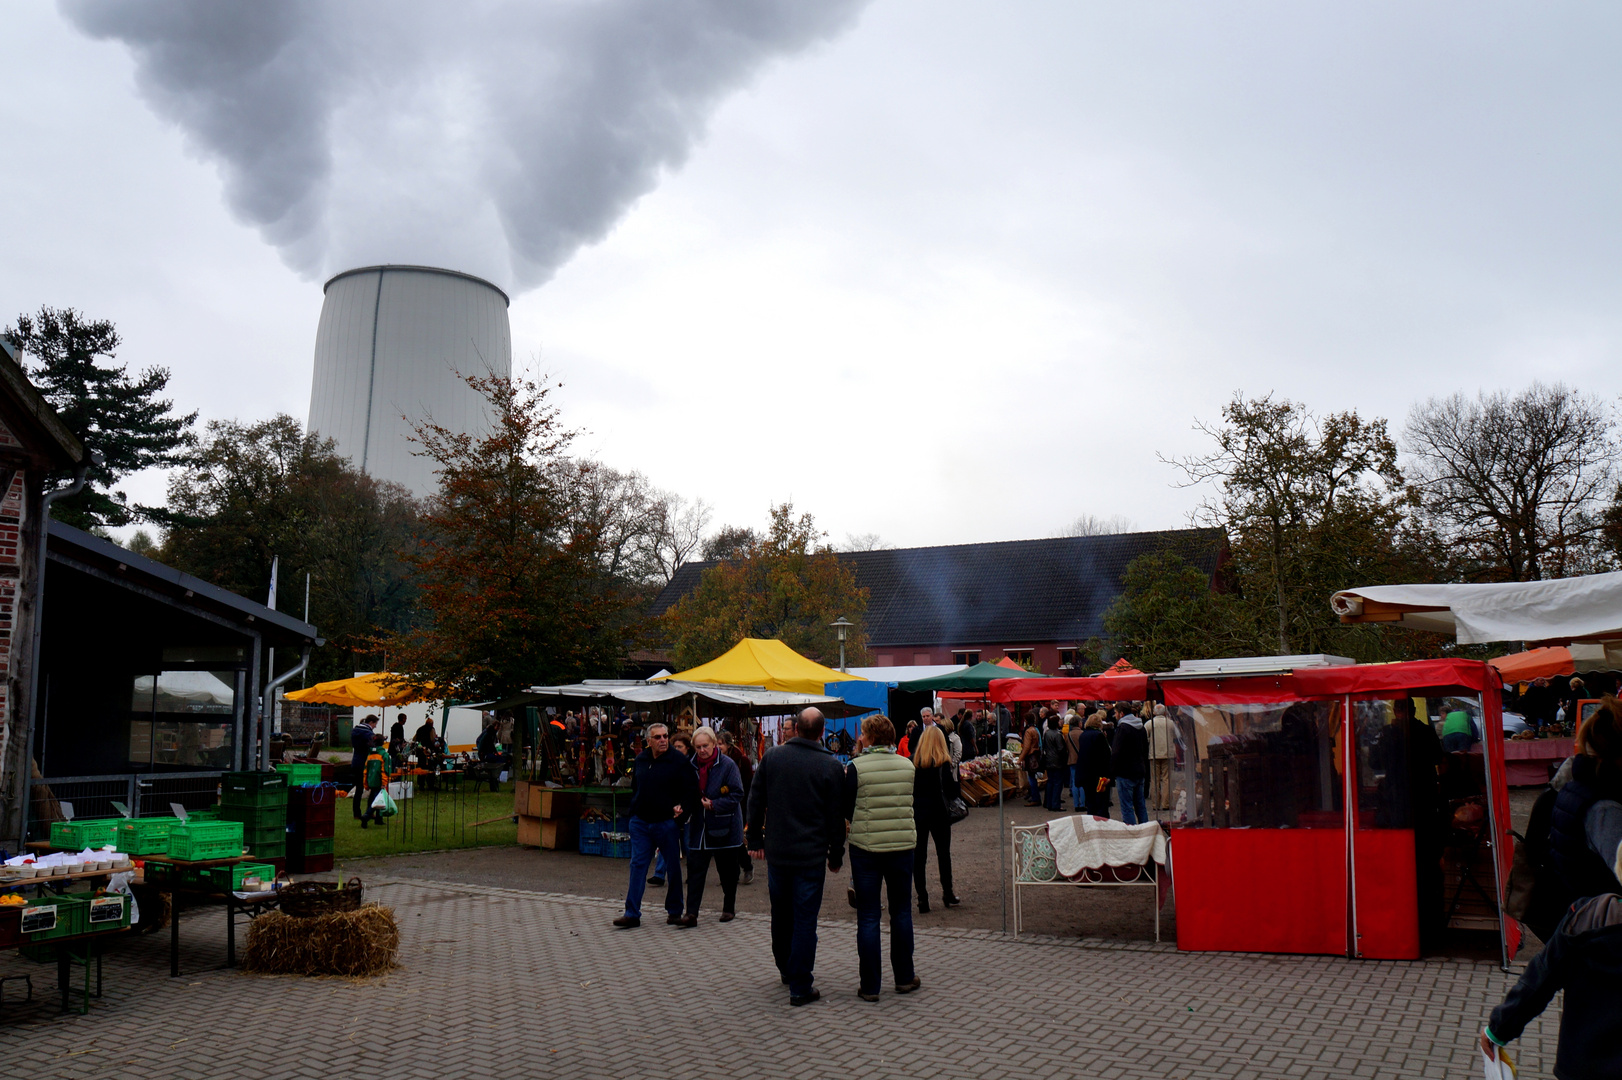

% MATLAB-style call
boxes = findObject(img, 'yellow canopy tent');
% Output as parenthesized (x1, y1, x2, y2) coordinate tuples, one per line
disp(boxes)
(283, 672, 436, 709)
(660, 639, 865, 696)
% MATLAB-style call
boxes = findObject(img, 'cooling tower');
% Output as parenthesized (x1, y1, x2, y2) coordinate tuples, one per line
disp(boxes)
(307, 265, 512, 498)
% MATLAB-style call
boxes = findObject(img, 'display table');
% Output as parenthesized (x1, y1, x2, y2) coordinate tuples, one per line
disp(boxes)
(1477, 737, 1573, 786)
(1011, 816, 1168, 939)
(137, 854, 263, 976)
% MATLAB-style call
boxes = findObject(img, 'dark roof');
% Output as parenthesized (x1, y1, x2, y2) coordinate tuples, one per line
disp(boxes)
(649, 528, 1225, 646)
(0, 336, 86, 471)
(47, 520, 321, 648)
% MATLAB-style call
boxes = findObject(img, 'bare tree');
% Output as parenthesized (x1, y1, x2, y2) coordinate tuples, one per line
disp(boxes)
(652, 493, 713, 584)
(1405, 383, 1617, 580)
(840, 532, 891, 551)
(1063, 514, 1135, 537)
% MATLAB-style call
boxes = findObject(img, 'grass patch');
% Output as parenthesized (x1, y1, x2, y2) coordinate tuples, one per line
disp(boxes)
(332, 785, 517, 860)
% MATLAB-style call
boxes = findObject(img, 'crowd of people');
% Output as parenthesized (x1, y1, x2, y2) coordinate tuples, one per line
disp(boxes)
(611, 706, 970, 1005)
(1010, 700, 1179, 823)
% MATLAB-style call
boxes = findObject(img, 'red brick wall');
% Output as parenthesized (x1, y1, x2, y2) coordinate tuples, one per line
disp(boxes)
(869, 642, 1075, 675)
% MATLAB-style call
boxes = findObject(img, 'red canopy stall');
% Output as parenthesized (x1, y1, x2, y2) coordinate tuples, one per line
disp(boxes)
(991, 658, 1517, 965)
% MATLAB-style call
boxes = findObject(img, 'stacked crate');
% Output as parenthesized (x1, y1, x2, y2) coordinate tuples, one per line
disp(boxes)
(219, 770, 289, 863)
(286, 783, 337, 874)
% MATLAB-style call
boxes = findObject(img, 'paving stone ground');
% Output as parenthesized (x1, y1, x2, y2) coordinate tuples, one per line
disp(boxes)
(0, 878, 1558, 1079)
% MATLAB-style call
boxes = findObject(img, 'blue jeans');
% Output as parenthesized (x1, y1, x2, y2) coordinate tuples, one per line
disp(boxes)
(651, 829, 689, 878)
(850, 847, 914, 995)
(1026, 769, 1042, 803)
(1069, 764, 1084, 811)
(624, 817, 683, 919)
(1044, 767, 1065, 811)
(1117, 777, 1147, 825)
(767, 863, 826, 997)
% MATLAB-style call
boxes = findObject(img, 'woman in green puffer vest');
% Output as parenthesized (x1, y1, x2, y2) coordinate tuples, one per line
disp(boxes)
(842, 715, 921, 1001)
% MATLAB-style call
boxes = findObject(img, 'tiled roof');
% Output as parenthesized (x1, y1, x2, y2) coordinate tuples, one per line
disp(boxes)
(648, 528, 1226, 646)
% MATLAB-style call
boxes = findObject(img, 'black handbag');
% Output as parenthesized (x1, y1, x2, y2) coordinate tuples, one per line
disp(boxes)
(946, 797, 970, 825)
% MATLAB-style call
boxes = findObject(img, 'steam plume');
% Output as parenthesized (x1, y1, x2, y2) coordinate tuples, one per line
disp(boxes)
(63, 0, 868, 291)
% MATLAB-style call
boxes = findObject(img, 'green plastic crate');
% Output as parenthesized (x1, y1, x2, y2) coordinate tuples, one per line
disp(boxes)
(221, 771, 289, 808)
(141, 860, 178, 886)
(23, 895, 87, 941)
(275, 763, 323, 786)
(166, 821, 244, 860)
(297, 836, 335, 856)
(50, 819, 122, 849)
(238, 823, 288, 848)
(248, 840, 285, 861)
(186, 807, 222, 821)
(86, 893, 130, 932)
(206, 862, 276, 892)
(116, 818, 176, 855)
(220, 804, 287, 828)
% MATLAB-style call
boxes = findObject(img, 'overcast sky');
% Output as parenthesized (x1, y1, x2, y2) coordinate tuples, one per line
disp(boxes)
(4, 2, 1619, 549)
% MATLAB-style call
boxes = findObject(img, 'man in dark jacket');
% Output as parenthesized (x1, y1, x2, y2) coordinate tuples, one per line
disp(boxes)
(613, 722, 700, 929)
(1041, 715, 1067, 811)
(1110, 709, 1149, 825)
(350, 715, 377, 819)
(747, 708, 845, 1006)
(1482, 892, 1622, 1080)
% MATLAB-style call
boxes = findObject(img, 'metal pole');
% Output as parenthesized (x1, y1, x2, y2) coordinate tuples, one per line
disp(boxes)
(262, 647, 312, 770)
(1000, 696, 1007, 934)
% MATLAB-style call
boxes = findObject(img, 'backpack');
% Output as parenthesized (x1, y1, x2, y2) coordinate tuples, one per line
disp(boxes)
(1505, 785, 1573, 942)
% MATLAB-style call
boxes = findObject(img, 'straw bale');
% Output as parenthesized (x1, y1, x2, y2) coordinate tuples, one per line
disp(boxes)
(241, 903, 399, 977)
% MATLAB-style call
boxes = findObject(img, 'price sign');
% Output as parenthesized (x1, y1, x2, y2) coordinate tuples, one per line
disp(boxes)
(20, 904, 57, 933)
(89, 896, 125, 924)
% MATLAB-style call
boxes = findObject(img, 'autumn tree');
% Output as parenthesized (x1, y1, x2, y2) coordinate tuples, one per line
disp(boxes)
(389, 373, 645, 699)
(1168, 393, 1437, 659)
(158, 415, 420, 680)
(6, 306, 196, 528)
(663, 503, 869, 671)
(1101, 548, 1260, 673)
(1405, 383, 1618, 581)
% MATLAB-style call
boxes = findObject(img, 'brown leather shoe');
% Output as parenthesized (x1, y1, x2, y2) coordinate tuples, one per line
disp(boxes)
(676, 914, 698, 928)
(666, 913, 682, 925)
(896, 978, 921, 994)
(611, 916, 640, 929)
(719, 912, 735, 922)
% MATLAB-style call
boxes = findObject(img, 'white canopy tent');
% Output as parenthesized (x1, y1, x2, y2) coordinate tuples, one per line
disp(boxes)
(1330, 572, 1622, 657)
(482, 679, 859, 716)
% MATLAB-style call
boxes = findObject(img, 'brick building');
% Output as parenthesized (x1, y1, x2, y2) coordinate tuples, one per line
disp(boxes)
(650, 528, 1227, 674)
(0, 337, 87, 843)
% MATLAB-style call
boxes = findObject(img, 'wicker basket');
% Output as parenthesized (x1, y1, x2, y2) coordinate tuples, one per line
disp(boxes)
(278, 877, 363, 918)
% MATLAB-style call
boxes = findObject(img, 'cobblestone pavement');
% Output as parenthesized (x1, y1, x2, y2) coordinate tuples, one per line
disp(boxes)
(0, 878, 1557, 1079)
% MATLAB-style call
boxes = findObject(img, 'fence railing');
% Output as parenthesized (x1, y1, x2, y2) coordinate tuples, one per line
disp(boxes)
(28, 771, 225, 841)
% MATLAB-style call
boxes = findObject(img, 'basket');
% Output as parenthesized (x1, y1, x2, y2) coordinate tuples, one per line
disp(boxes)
(274, 763, 324, 787)
(167, 820, 245, 860)
(578, 821, 603, 856)
(207, 862, 276, 892)
(117, 817, 176, 855)
(23, 895, 87, 940)
(600, 831, 631, 859)
(221, 771, 289, 808)
(50, 819, 123, 849)
(277, 877, 363, 918)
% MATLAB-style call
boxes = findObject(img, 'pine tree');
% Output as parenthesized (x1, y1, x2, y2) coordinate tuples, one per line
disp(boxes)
(5, 306, 197, 529)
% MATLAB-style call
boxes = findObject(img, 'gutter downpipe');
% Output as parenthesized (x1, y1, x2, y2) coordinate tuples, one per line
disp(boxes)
(18, 462, 90, 845)
(261, 646, 312, 771)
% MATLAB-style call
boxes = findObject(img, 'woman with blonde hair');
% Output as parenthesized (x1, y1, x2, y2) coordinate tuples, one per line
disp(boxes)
(911, 725, 961, 912)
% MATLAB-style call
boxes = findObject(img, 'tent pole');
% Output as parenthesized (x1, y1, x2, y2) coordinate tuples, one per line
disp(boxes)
(999, 694, 1007, 934)
(1477, 688, 1512, 972)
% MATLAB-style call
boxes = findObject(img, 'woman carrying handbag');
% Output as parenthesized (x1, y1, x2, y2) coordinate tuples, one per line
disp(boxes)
(912, 726, 961, 912)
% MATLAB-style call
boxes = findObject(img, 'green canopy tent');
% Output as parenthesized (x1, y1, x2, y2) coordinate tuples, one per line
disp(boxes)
(896, 661, 1050, 694)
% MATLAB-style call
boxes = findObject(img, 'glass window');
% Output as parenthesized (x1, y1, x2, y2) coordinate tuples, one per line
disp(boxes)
(129, 670, 237, 768)
(952, 651, 981, 667)
(1178, 701, 1343, 829)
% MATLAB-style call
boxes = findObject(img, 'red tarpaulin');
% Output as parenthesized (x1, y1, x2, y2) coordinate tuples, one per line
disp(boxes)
(1163, 657, 1518, 963)
(1487, 646, 1575, 684)
(990, 675, 1152, 702)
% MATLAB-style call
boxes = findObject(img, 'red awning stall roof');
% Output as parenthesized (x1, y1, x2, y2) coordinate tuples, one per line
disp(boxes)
(990, 674, 1151, 702)
(1158, 658, 1501, 706)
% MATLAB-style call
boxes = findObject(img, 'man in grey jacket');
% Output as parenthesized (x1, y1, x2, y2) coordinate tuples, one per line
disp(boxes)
(747, 707, 846, 1006)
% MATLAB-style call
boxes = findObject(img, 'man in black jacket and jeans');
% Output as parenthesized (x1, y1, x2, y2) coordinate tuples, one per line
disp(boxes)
(613, 722, 700, 929)
(747, 708, 845, 1006)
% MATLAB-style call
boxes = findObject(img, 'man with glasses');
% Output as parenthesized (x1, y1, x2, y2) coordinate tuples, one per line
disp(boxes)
(613, 722, 700, 929)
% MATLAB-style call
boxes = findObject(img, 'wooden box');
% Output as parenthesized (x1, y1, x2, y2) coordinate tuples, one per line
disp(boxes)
(516, 813, 580, 850)
(538, 790, 580, 820)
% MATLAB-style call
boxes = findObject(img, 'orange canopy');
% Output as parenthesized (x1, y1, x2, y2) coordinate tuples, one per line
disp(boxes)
(1101, 658, 1145, 677)
(1487, 647, 1575, 684)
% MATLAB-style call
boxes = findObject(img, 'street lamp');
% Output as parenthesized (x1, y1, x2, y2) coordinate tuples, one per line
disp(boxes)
(831, 617, 854, 673)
